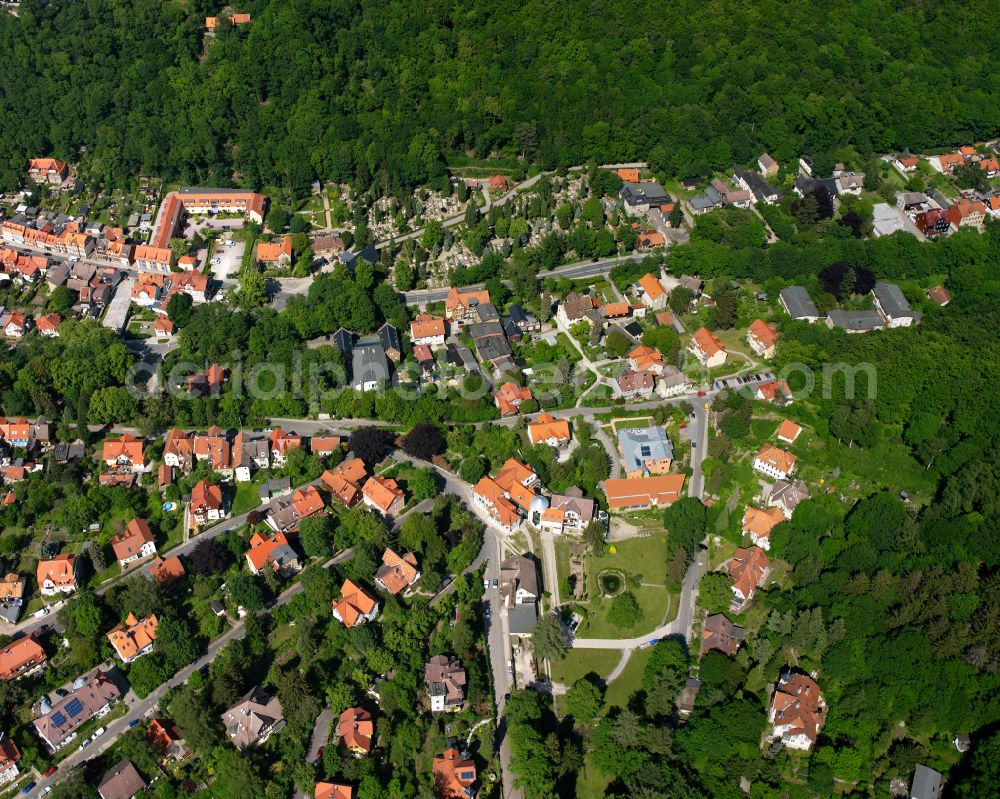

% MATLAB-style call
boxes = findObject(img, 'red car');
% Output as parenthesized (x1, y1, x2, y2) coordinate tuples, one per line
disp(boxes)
(44, 766, 57, 777)
(697, 390, 706, 397)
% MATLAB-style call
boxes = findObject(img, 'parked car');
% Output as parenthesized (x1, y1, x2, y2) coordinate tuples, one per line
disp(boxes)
(33, 607, 50, 618)
(92, 726, 106, 738)
(21, 782, 35, 794)
(697, 390, 706, 397)
(44, 766, 57, 777)
(78, 737, 91, 750)
(492, 579, 499, 588)
(128, 719, 140, 728)
(483, 578, 489, 589)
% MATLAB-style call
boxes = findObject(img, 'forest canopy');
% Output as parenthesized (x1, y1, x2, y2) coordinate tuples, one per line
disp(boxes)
(1, 0, 999, 193)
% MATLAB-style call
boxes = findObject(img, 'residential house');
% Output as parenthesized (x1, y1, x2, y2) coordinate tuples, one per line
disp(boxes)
(33, 669, 122, 751)
(444, 288, 490, 322)
(753, 445, 797, 480)
(332, 580, 380, 627)
(892, 155, 920, 174)
(636, 230, 665, 248)
(732, 166, 781, 204)
(28, 158, 68, 184)
(309, 436, 340, 458)
(617, 426, 673, 478)
(927, 153, 964, 173)
(110, 519, 157, 567)
(0, 736, 21, 786)
(915, 208, 951, 237)
(433, 744, 477, 799)
(410, 313, 447, 347)
(742, 506, 785, 550)
(657, 365, 693, 398)
(35, 313, 61, 337)
(172, 270, 211, 302)
(768, 672, 826, 751)
(689, 327, 727, 368)
(322, 458, 368, 508)
(352, 341, 391, 391)
(600, 302, 632, 325)
(154, 317, 175, 337)
(146, 719, 188, 760)
(315, 784, 354, 799)
(36, 553, 78, 596)
(97, 761, 147, 799)
(425, 655, 466, 712)
(946, 198, 986, 229)
(527, 412, 571, 447)
(149, 556, 186, 587)
(235, 433, 270, 482)
(493, 382, 532, 417)
(826, 309, 884, 333)
(163, 429, 195, 471)
(728, 546, 770, 609)
(190, 480, 225, 527)
(909, 765, 943, 799)
(473, 459, 538, 530)
(246, 531, 301, 577)
(746, 319, 778, 359)
(620, 181, 671, 215)
(337, 707, 374, 756)
(499, 555, 539, 607)
(557, 291, 599, 326)
(616, 168, 640, 182)
(265, 485, 324, 534)
(102, 434, 146, 472)
(379, 323, 402, 362)
(776, 419, 802, 444)
(832, 165, 865, 196)
(220, 687, 284, 751)
(636, 273, 668, 310)
(767, 478, 810, 519)
(0, 572, 26, 622)
(362, 475, 405, 516)
(615, 369, 655, 400)
(755, 380, 794, 405)
(507, 304, 540, 335)
(269, 428, 303, 467)
(897, 191, 929, 212)
(188, 364, 226, 397)
(926, 285, 950, 307)
(628, 344, 664, 374)
(758, 153, 779, 176)
(872, 282, 920, 327)
(778, 286, 820, 322)
(311, 235, 345, 257)
(1, 311, 27, 338)
(0, 635, 46, 681)
(193, 427, 233, 477)
(701, 614, 746, 657)
(603, 474, 686, 511)
(538, 487, 599, 535)
(468, 319, 512, 369)
(375, 549, 420, 595)
(107, 613, 159, 664)
(256, 236, 293, 267)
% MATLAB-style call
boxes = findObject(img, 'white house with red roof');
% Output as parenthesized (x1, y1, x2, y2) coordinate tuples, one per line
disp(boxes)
(768, 672, 827, 750)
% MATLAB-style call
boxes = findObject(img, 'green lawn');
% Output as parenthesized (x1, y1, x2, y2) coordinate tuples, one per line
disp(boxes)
(602, 646, 652, 710)
(231, 482, 261, 516)
(550, 649, 622, 685)
(575, 759, 613, 799)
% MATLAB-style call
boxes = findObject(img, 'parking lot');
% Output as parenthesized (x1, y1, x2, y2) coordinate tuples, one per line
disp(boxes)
(207, 239, 245, 280)
(713, 370, 775, 391)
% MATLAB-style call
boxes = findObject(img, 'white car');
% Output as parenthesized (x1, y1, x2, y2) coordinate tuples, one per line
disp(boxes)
(210, 257, 221, 265)
(92, 726, 106, 738)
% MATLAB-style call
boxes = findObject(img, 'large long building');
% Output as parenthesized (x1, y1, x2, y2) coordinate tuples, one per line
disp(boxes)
(141, 188, 267, 272)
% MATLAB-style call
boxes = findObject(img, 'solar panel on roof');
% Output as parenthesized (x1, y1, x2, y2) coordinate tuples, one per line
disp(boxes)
(50, 711, 67, 727)
(65, 698, 84, 718)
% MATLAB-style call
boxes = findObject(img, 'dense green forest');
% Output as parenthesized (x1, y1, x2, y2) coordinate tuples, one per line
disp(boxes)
(1, 0, 999, 193)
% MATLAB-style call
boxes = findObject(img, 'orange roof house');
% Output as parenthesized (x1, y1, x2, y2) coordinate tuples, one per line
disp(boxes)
(256, 236, 294, 265)
(147, 718, 184, 753)
(601, 302, 631, 319)
(362, 476, 404, 516)
(637, 273, 667, 307)
(616, 168, 640, 183)
(292, 485, 325, 518)
(958, 145, 976, 157)
(245, 532, 300, 576)
(604, 474, 686, 511)
(488, 175, 509, 191)
(310, 436, 341, 457)
(444, 288, 490, 320)
(332, 580, 379, 627)
(753, 444, 797, 479)
(154, 317, 176, 337)
(728, 546, 770, 605)
(433, 746, 477, 799)
(741, 506, 786, 550)
(747, 319, 778, 358)
(322, 458, 368, 507)
(0, 572, 25, 604)
(150, 556, 186, 586)
(375, 549, 420, 595)
(756, 380, 793, 404)
(636, 230, 665, 248)
(410, 313, 447, 343)
(110, 518, 157, 566)
(315, 784, 353, 799)
(337, 707, 374, 755)
(107, 613, 159, 663)
(689, 327, 727, 366)
(36, 553, 78, 595)
(527, 412, 571, 447)
(769, 672, 827, 750)
(473, 458, 538, 529)
(776, 419, 802, 444)
(628, 344, 664, 373)
(102, 434, 146, 471)
(0, 635, 46, 680)
(206, 13, 251, 31)
(35, 313, 62, 336)
(493, 382, 532, 417)
(191, 479, 224, 526)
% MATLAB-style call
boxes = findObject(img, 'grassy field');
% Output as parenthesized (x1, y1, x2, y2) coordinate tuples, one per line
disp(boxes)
(231, 482, 261, 516)
(550, 649, 622, 685)
(602, 646, 652, 710)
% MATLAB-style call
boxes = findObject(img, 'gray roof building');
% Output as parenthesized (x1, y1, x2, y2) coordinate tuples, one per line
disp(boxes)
(33, 669, 122, 750)
(221, 686, 285, 751)
(379, 323, 401, 361)
(97, 761, 146, 799)
(469, 321, 511, 364)
(779, 286, 820, 321)
(500, 554, 539, 607)
(826, 309, 884, 333)
(620, 181, 670, 210)
(872, 282, 920, 324)
(909, 764, 943, 799)
(352, 342, 391, 390)
(768, 479, 810, 518)
(617, 426, 673, 475)
(732, 166, 782, 203)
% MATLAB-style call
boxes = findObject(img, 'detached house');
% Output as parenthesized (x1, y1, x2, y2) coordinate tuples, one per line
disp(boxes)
(499, 555, 539, 607)
(768, 478, 810, 519)
(315, 784, 354, 799)
(753, 445, 797, 480)
(0, 635, 46, 681)
(557, 291, 599, 327)
(36, 553, 79, 596)
(246, 532, 301, 577)
(618, 426, 673, 478)
(269, 428, 303, 466)
(755, 380, 794, 405)
(220, 687, 284, 752)
(627, 344, 664, 374)
(746, 319, 778, 359)
(0, 737, 21, 786)
(256, 236, 293, 267)
(28, 158, 68, 184)
(332, 580, 379, 627)
(33, 669, 122, 751)
(434, 744, 477, 799)
(768, 672, 826, 750)
(872, 282, 920, 328)
(603, 474, 686, 511)
(538, 487, 599, 535)
(701, 613, 746, 657)
(493, 382, 533, 417)
(444, 288, 490, 322)
(110, 519, 157, 568)
(728, 546, 769, 608)
(102, 434, 146, 472)
(741, 506, 785, 550)
(190, 480, 225, 527)
(1, 311, 28, 338)
(616, 370, 655, 400)
(107, 613, 158, 664)
(620, 181, 671, 215)
(527, 412, 571, 447)
(776, 419, 802, 444)
(322, 458, 368, 508)
(636, 273, 668, 310)
(362, 475, 405, 516)
(425, 655, 466, 713)
(688, 327, 727, 367)
(778, 286, 820, 323)
(375, 549, 420, 595)
(410, 313, 447, 347)
(473, 459, 539, 530)
(337, 707, 374, 756)
(266, 486, 324, 534)
(35, 313, 61, 337)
